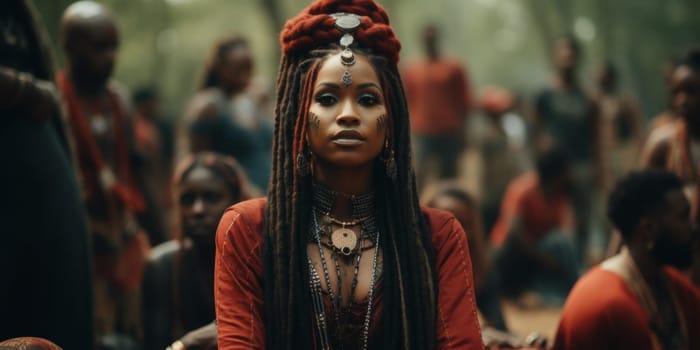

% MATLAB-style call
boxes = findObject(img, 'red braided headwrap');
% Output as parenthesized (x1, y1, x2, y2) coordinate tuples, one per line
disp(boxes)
(280, 0, 401, 66)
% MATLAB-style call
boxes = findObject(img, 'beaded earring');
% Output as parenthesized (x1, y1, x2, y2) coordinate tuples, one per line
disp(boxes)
(381, 139, 397, 181)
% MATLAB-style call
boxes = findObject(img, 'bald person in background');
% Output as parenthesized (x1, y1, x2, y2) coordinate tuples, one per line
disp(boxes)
(56, 2, 155, 346)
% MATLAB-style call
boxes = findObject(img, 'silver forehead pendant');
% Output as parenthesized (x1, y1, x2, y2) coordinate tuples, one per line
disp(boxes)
(330, 13, 361, 86)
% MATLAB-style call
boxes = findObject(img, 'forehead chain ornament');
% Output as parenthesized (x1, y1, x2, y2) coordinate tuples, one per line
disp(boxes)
(330, 13, 361, 86)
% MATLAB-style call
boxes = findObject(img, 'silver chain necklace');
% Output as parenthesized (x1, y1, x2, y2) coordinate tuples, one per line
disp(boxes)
(309, 211, 380, 350)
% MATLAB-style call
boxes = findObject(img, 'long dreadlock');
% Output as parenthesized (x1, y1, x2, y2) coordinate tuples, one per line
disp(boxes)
(263, 1, 436, 349)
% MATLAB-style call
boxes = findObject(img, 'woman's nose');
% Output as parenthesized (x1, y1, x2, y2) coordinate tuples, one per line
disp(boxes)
(336, 98, 361, 126)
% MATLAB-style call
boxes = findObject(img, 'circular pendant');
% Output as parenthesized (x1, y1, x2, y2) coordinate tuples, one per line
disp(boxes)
(331, 228, 358, 256)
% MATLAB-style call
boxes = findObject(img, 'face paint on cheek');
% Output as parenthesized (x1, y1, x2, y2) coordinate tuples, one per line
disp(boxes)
(309, 112, 320, 134)
(376, 114, 387, 135)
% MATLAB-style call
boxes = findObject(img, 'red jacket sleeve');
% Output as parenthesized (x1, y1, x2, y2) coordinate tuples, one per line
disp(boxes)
(215, 199, 266, 349)
(425, 208, 484, 350)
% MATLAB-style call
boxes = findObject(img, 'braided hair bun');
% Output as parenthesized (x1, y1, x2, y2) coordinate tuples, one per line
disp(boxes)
(280, 0, 401, 65)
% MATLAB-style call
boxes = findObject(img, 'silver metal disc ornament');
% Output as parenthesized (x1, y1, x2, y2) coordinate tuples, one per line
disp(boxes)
(331, 227, 358, 256)
(331, 13, 361, 87)
(331, 13, 362, 32)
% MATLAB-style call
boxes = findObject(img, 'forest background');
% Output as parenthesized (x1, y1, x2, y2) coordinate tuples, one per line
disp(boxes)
(34, 0, 700, 121)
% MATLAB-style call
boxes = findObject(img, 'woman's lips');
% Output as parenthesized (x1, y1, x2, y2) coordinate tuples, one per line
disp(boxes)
(332, 130, 365, 145)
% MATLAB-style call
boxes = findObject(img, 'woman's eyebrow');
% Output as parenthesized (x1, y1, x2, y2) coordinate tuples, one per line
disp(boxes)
(315, 82, 340, 89)
(356, 82, 381, 90)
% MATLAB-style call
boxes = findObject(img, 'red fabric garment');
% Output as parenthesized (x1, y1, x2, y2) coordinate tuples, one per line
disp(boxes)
(133, 113, 161, 158)
(56, 70, 150, 291)
(403, 58, 471, 136)
(552, 266, 700, 350)
(214, 198, 483, 349)
(55, 70, 144, 212)
(489, 171, 570, 246)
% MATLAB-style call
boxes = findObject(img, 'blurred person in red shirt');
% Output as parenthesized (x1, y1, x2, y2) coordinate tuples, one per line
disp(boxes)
(403, 24, 471, 187)
(491, 148, 580, 306)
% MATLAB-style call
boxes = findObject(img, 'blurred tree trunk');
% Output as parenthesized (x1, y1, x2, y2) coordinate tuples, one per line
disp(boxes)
(594, 0, 612, 59)
(33, 0, 74, 67)
(259, 0, 286, 73)
(261, 0, 285, 39)
(146, 0, 171, 85)
(522, 0, 558, 63)
(552, 0, 573, 34)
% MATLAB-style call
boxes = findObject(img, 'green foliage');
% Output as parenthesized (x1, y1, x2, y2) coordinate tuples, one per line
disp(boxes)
(33, 0, 700, 120)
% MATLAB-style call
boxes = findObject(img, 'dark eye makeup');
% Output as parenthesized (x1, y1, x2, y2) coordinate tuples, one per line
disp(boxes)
(358, 93, 381, 106)
(315, 93, 338, 106)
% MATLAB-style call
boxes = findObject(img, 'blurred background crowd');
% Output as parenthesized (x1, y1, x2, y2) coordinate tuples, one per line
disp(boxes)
(1, 0, 699, 349)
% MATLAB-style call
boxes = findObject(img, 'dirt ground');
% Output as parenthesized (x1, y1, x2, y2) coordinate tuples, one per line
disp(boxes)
(501, 301, 562, 342)
(464, 148, 562, 341)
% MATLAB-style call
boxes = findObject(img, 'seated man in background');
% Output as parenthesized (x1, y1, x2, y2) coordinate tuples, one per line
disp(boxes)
(553, 170, 700, 350)
(491, 148, 580, 306)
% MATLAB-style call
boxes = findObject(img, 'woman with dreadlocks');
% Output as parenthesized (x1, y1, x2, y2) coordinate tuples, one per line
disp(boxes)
(214, 0, 483, 349)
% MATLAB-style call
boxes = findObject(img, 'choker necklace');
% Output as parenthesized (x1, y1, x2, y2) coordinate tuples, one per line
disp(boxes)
(311, 182, 378, 246)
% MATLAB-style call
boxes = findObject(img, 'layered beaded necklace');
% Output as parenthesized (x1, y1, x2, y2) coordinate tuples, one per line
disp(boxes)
(308, 183, 380, 350)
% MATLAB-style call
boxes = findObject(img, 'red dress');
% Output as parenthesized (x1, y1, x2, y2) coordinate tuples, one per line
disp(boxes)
(214, 198, 483, 349)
